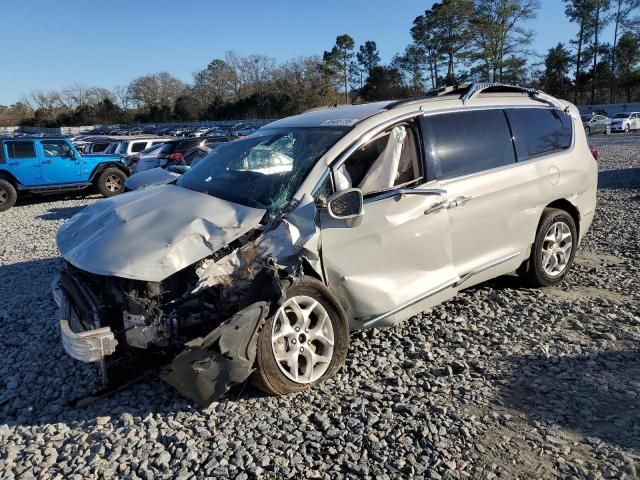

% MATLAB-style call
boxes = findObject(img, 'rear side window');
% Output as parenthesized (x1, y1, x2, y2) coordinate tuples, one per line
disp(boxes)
(131, 142, 147, 153)
(6, 141, 36, 159)
(421, 109, 516, 180)
(506, 108, 572, 159)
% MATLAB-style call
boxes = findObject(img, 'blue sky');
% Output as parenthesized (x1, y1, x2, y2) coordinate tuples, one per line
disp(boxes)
(0, 0, 615, 105)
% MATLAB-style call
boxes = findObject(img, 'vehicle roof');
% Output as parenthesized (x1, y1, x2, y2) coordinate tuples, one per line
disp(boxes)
(0, 136, 68, 141)
(265, 102, 392, 129)
(265, 89, 566, 130)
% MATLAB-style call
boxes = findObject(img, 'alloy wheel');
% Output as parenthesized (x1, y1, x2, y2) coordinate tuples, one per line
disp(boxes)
(105, 174, 123, 192)
(271, 295, 335, 384)
(541, 221, 573, 277)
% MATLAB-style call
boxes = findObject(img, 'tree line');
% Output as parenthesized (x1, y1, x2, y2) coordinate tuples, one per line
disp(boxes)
(1, 0, 638, 127)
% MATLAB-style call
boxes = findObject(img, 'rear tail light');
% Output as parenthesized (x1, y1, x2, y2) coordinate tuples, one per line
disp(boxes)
(590, 146, 598, 160)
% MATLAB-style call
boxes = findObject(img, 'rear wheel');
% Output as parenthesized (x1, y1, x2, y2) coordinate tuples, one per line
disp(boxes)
(254, 276, 349, 396)
(97, 168, 126, 197)
(520, 208, 577, 287)
(0, 180, 17, 212)
(584, 126, 591, 135)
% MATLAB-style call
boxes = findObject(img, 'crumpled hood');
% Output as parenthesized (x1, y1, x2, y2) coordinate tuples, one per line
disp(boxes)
(125, 167, 179, 191)
(57, 184, 266, 282)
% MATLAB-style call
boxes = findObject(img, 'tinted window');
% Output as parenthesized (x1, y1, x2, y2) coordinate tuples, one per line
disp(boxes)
(6, 141, 36, 159)
(42, 140, 71, 157)
(131, 142, 147, 152)
(421, 109, 515, 180)
(507, 108, 572, 159)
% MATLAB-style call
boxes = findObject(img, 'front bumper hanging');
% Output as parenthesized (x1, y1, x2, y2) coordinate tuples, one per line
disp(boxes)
(51, 274, 117, 363)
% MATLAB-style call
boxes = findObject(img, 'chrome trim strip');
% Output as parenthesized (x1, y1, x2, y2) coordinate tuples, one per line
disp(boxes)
(360, 278, 458, 329)
(359, 251, 521, 329)
(454, 251, 521, 288)
(364, 187, 446, 204)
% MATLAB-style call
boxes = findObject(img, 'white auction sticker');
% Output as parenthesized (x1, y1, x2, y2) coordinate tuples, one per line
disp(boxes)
(320, 119, 359, 126)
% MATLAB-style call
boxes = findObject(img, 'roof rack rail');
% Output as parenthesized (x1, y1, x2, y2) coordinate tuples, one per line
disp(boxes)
(461, 82, 540, 104)
(384, 84, 470, 110)
(385, 82, 548, 110)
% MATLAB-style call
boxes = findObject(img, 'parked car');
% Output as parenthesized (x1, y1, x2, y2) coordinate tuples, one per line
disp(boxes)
(125, 145, 214, 191)
(0, 137, 128, 211)
(127, 143, 166, 174)
(582, 114, 611, 135)
(610, 112, 640, 132)
(113, 137, 167, 157)
(52, 83, 597, 406)
(83, 139, 119, 154)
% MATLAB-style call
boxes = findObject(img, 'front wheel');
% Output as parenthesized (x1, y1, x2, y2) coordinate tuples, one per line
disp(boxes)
(625, 124, 630, 133)
(520, 208, 578, 287)
(584, 126, 591, 136)
(254, 276, 349, 396)
(605, 125, 611, 135)
(97, 168, 126, 197)
(0, 180, 17, 212)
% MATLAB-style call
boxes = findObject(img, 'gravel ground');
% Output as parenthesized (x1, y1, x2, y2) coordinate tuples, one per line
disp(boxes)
(0, 134, 639, 480)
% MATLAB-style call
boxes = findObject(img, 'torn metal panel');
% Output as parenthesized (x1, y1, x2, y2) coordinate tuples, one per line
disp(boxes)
(194, 193, 323, 292)
(160, 302, 269, 407)
(56, 184, 266, 282)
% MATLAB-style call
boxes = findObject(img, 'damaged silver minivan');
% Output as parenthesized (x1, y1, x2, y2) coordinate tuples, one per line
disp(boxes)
(52, 83, 597, 406)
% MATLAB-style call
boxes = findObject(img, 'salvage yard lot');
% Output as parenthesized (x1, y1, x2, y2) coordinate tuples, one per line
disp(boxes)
(0, 134, 639, 479)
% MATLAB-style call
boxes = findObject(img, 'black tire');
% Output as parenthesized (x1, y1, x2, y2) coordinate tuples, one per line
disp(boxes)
(0, 179, 17, 212)
(520, 208, 578, 287)
(584, 126, 590, 135)
(625, 124, 630, 133)
(96, 168, 126, 197)
(253, 276, 349, 396)
(605, 125, 611, 135)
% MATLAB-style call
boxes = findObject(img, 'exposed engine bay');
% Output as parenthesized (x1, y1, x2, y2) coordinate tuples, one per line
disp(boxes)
(54, 188, 322, 406)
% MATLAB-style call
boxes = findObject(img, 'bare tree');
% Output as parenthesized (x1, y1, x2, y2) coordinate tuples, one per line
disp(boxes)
(610, 0, 640, 101)
(471, 0, 540, 83)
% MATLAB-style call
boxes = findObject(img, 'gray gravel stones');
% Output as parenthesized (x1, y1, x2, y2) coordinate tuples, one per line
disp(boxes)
(0, 134, 639, 479)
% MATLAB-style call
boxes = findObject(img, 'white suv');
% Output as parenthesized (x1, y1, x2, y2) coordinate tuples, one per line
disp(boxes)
(53, 83, 597, 405)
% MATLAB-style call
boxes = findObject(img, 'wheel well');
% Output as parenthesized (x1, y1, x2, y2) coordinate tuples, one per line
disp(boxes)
(0, 170, 20, 187)
(90, 163, 129, 183)
(546, 199, 580, 236)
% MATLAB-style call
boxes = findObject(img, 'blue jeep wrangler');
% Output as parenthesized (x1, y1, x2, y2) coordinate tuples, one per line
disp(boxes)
(0, 137, 128, 211)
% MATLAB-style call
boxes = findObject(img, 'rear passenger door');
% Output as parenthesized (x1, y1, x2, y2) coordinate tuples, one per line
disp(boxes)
(3, 140, 43, 186)
(420, 109, 526, 286)
(40, 140, 82, 184)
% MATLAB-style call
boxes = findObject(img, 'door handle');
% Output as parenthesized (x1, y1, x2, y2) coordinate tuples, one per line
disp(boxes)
(424, 200, 447, 215)
(8, 161, 18, 166)
(42, 159, 52, 165)
(448, 195, 472, 208)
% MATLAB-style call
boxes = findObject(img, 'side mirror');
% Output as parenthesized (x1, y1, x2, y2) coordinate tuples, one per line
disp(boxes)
(64, 148, 75, 158)
(327, 188, 364, 227)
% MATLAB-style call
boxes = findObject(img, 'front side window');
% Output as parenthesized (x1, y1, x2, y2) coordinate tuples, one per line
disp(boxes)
(334, 121, 423, 195)
(6, 141, 36, 159)
(177, 127, 347, 214)
(421, 109, 516, 180)
(42, 140, 71, 157)
(507, 108, 572, 159)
